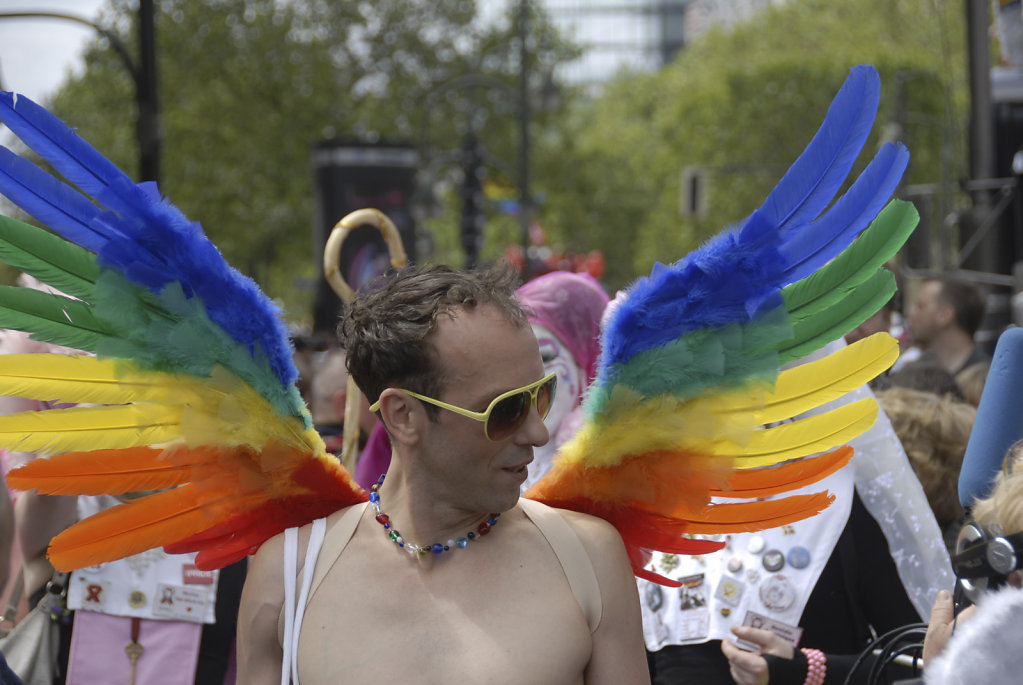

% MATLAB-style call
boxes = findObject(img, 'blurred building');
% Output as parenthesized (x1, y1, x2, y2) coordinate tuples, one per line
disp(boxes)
(480, 0, 788, 94)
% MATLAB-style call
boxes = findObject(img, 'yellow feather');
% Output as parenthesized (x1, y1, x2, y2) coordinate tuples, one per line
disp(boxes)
(0, 354, 318, 455)
(0, 404, 184, 453)
(0, 354, 196, 404)
(557, 391, 758, 469)
(558, 336, 893, 471)
(708, 333, 897, 424)
(177, 366, 314, 452)
(728, 398, 878, 468)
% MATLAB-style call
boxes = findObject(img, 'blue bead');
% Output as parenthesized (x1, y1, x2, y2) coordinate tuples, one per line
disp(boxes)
(456, 537, 469, 548)
(431, 543, 444, 554)
(443, 545, 450, 551)
(369, 492, 380, 504)
(467, 532, 476, 539)
(487, 517, 498, 525)
(398, 542, 404, 547)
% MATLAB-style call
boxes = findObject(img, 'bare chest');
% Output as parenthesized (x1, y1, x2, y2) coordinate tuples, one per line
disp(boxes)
(294, 530, 592, 685)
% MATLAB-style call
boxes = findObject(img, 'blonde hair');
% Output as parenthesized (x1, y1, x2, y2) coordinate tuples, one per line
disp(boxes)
(877, 387, 976, 530)
(972, 440, 1023, 534)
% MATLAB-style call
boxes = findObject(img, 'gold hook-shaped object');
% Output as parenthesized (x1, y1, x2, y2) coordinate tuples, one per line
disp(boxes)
(323, 208, 408, 472)
(324, 208, 408, 302)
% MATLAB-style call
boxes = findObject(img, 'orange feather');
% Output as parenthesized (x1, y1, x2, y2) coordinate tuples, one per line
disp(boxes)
(711, 446, 853, 498)
(526, 450, 730, 514)
(34, 439, 366, 570)
(7, 446, 194, 495)
(680, 492, 835, 532)
(47, 483, 243, 570)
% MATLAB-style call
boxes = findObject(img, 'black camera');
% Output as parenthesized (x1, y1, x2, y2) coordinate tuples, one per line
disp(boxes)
(951, 521, 1023, 606)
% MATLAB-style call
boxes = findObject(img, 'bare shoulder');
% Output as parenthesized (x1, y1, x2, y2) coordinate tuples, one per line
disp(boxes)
(238, 504, 363, 685)
(246, 504, 363, 598)
(543, 507, 649, 684)
(553, 507, 628, 556)
(546, 507, 634, 588)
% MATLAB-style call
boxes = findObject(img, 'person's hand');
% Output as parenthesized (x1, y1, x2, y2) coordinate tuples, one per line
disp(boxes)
(720, 626, 795, 685)
(922, 589, 976, 666)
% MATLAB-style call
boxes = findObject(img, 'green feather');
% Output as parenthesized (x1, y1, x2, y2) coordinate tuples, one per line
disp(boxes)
(586, 305, 791, 418)
(0, 285, 111, 351)
(90, 274, 303, 420)
(778, 270, 896, 364)
(0, 215, 100, 300)
(783, 200, 917, 314)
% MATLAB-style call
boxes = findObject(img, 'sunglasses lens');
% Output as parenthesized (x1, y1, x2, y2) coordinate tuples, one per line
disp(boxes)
(536, 376, 556, 420)
(487, 392, 529, 441)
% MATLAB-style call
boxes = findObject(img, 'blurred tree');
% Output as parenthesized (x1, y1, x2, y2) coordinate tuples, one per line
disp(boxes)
(44, 0, 577, 321)
(536, 0, 967, 292)
(31, 0, 970, 303)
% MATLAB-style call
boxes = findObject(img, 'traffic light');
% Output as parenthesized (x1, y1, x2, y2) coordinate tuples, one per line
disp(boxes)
(461, 133, 486, 268)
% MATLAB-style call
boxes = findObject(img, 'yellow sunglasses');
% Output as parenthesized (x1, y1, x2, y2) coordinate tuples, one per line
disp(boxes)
(370, 372, 558, 441)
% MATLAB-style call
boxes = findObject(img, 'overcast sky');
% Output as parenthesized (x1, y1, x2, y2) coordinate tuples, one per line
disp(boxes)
(0, 0, 107, 103)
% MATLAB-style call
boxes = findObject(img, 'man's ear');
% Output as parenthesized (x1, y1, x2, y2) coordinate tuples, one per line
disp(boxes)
(937, 302, 956, 328)
(376, 389, 422, 446)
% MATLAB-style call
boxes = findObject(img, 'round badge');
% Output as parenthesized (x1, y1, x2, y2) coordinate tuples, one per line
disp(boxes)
(128, 590, 147, 608)
(787, 546, 811, 569)
(727, 557, 744, 574)
(747, 535, 766, 554)
(762, 549, 785, 572)
(759, 574, 796, 611)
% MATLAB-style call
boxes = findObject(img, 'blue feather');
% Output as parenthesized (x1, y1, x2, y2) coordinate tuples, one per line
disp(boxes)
(599, 215, 786, 371)
(778, 142, 909, 284)
(0, 92, 138, 219)
(0, 147, 109, 250)
(0, 90, 299, 392)
(759, 65, 880, 231)
(596, 66, 901, 390)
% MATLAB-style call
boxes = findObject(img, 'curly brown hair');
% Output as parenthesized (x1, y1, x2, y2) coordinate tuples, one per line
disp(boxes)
(877, 387, 976, 534)
(336, 263, 527, 412)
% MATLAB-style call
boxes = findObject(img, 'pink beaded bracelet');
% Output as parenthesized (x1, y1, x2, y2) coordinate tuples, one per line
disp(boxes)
(801, 648, 826, 685)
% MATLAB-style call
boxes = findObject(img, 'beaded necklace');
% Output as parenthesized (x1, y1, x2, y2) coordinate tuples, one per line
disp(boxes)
(369, 475, 500, 557)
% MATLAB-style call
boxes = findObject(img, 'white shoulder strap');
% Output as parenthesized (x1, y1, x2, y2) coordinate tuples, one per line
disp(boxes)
(280, 517, 327, 685)
(281, 527, 297, 685)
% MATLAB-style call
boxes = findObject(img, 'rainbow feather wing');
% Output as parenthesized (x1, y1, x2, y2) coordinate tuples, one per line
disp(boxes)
(526, 65, 917, 586)
(0, 92, 365, 571)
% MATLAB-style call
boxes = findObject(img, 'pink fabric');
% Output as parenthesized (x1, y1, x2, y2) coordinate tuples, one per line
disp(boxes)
(66, 611, 202, 685)
(222, 637, 237, 684)
(353, 422, 393, 489)
(516, 272, 609, 384)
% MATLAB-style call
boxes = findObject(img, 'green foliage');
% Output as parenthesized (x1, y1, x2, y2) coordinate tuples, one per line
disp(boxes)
(536, 0, 967, 292)
(46, 0, 576, 322)
(41, 0, 969, 308)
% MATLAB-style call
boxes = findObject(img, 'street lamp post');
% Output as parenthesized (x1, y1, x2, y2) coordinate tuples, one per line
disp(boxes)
(417, 71, 531, 272)
(138, 0, 160, 184)
(0, 2, 160, 184)
(518, 0, 531, 279)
